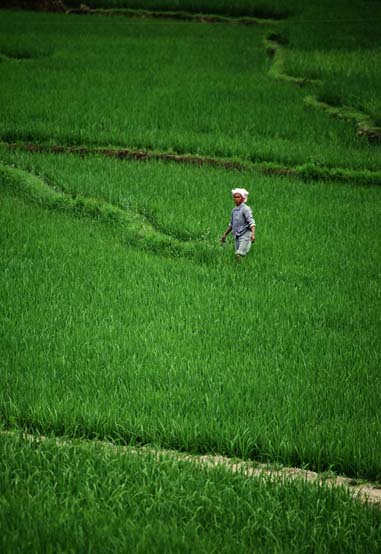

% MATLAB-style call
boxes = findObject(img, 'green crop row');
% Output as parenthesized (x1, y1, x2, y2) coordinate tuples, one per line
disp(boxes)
(282, 31, 381, 128)
(1, 4, 380, 549)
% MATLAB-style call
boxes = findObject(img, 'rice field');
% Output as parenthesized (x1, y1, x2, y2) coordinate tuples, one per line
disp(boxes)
(0, 8, 380, 169)
(1, 146, 380, 474)
(1, 1, 381, 552)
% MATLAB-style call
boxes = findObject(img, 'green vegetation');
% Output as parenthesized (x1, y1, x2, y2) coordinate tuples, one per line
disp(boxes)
(0, 7, 380, 170)
(3, 141, 381, 185)
(0, 161, 213, 260)
(1, 433, 381, 554)
(1, 148, 380, 480)
(281, 16, 381, 133)
(1, 1, 380, 551)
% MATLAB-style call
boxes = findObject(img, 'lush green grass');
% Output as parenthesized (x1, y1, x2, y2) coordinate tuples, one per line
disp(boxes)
(1, 5, 381, 549)
(1, 149, 380, 479)
(0, 9, 379, 170)
(1, 433, 381, 554)
(61, 0, 381, 128)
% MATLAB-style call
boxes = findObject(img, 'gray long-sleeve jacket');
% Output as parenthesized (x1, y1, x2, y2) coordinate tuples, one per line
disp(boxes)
(230, 203, 255, 238)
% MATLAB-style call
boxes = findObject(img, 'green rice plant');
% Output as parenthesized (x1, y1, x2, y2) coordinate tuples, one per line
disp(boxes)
(2, 141, 381, 187)
(0, 9, 379, 170)
(1, 433, 380, 554)
(1, 150, 380, 479)
(1, 0, 380, 483)
(304, 96, 381, 144)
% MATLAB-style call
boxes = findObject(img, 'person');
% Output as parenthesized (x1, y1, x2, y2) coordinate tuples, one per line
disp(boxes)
(220, 188, 256, 261)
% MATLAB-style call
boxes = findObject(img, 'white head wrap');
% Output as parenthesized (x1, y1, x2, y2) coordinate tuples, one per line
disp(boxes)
(232, 188, 249, 202)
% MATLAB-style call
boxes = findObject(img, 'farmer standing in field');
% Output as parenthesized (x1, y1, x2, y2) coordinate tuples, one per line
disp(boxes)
(220, 188, 256, 261)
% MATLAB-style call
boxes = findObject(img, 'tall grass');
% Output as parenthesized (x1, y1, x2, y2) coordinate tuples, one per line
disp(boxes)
(0, 10, 379, 170)
(2, 434, 380, 554)
(1, 150, 380, 479)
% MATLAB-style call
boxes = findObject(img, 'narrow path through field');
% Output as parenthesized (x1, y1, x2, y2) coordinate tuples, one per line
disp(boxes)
(0, 51, 24, 62)
(2, 430, 380, 507)
(55, 1, 281, 25)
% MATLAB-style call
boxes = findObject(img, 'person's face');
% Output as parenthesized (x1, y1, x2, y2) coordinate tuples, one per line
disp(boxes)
(233, 193, 244, 206)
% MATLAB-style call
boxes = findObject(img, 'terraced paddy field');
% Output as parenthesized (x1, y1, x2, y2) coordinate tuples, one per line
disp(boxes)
(1, 1, 381, 551)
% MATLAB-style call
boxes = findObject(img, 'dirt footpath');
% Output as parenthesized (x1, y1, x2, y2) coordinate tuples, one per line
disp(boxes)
(2, 430, 380, 507)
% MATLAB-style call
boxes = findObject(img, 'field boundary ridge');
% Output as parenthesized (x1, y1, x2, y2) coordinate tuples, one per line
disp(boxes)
(0, 51, 23, 63)
(265, 35, 381, 145)
(305, 95, 381, 145)
(0, 50, 50, 62)
(264, 34, 320, 88)
(1, 1, 282, 24)
(0, 161, 218, 261)
(2, 429, 381, 507)
(2, 140, 381, 186)
(66, 5, 278, 25)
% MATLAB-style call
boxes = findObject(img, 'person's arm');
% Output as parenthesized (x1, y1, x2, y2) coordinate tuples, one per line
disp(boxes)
(243, 205, 256, 242)
(250, 224, 256, 243)
(221, 224, 232, 243)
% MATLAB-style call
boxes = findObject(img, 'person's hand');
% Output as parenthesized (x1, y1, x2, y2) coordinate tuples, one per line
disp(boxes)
(220, 234, 226, 244)
(251, 235, 256, 243)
